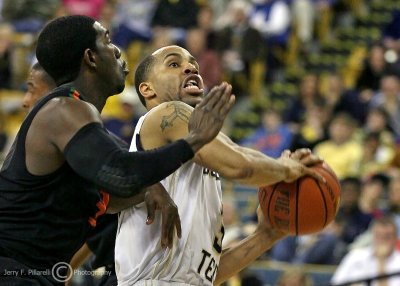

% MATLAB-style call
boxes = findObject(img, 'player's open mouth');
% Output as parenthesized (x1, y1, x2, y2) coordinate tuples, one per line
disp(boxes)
(182, 75, 204, 95)
(185, 80, 199, 89)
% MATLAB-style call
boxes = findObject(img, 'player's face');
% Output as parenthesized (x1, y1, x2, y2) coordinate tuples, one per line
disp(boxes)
(92, 21, 129, 95)
(149, 46, 204, 107)
(22, 69, 52, 110)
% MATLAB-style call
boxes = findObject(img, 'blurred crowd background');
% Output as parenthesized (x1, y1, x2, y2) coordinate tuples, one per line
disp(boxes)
(1, 0, 400, 285)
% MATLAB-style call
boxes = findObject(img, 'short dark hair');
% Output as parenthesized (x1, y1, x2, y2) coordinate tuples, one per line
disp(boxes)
(340, 176, 362, 190)
(134, 55, 156, 107)
(36, 15, 97, 85)
(31, 62, 56, 89)
(371, 215, 397, 233)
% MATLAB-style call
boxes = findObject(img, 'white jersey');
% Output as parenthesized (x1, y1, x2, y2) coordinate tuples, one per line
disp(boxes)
(115, 114, 224, 286)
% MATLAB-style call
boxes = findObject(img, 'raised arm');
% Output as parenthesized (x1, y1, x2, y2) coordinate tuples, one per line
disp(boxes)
(27, 84, 234, 198)
(139, 103, 322, 187)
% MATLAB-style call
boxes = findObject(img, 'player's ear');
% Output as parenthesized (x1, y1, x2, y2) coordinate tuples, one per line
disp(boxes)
(139, 82, 155, 99)
(83, 48, 96, 68)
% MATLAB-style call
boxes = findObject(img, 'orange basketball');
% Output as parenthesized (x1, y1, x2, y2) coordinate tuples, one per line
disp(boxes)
(258, 162, 341, 235)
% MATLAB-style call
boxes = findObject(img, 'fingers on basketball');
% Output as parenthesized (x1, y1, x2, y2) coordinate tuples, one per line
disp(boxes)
(258, 162, 341, 235)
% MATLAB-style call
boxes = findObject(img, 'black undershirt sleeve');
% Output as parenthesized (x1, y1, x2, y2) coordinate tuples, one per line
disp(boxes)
(64, 122, 194, 197)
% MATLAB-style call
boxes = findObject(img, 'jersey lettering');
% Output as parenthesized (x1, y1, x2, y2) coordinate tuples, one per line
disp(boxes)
(197, 249, 219, 283)
(197, 249, 211, 274)
(205, 257, 216, 282)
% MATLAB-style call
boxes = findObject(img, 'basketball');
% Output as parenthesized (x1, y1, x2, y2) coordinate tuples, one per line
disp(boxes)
(258, 162, 341, 235)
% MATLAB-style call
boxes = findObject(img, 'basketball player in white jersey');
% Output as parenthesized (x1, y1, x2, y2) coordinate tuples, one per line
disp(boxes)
(115, 45, 324, 286)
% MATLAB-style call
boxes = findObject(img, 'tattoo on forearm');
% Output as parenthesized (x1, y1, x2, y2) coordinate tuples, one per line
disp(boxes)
(160, 103, 191, 131)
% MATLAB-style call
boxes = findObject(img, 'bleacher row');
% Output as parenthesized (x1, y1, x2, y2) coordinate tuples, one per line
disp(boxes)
(229, 0, 400, 145)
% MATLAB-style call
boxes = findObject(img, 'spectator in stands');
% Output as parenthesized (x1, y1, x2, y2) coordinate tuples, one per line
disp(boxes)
(196, 5, 217, 50)
(324, 72, 368, 125)
(208, 1, 231, 29)
(284, 74, 324, 132)
(215, 0, 265, 97)
(291, 0, 315, 50)
(240, 272, 264, 286)
(314, 0, 337, 43)
(249, 0, 291, 81)
(221, 200, 243, 248)
(269, 216, 345, 265)
(62, 0, 106, 19)
(321, 73, 346, 119)
(337, 177, 373, 245)
(102, 90, 142, 144)
(151, 0, 200, 45)
(382, 9, 400, 54)
(386, 175, 400, 238)
(111, 0, 156, 49)
(369, 74, 400, 139)
(358, 173, 389, 220)
(313, 112, 362, 179)
(290, 103, 328, 150)
(356, 44, 391, 103)
(361, 107, 395, 149)
(0, 23, 13, 89)
(358, 131, 395, 179)
(1, 0, 61, 33)
(357, 107, 395, 178)
(240, 108, 294, 158)
(360, 132, 394, 178)
(96, 0, 116, 32)
(331, 216, 400, 286)
(249, 0, 291, 43)
(276, 266, 314, 286)
(382, 9, 400, 77)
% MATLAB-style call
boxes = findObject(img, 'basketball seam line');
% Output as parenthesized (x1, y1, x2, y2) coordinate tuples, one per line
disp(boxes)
(316, 179, 328, 228)
(268, 184, 279, 230)
(319, 167, 341, 215)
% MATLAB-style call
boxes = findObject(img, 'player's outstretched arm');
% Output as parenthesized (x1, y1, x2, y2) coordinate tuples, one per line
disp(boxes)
(193, 133, 324, 187)
(214, 207, 286, 286)
(32, 84, 234, 198)
(138, 92, 323, 188)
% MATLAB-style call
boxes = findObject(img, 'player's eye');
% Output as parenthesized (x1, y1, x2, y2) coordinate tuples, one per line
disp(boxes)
(169, 62, 179, 68)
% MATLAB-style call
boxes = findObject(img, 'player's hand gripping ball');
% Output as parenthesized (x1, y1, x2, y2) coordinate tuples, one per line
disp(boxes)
(258, 162, 341, 235)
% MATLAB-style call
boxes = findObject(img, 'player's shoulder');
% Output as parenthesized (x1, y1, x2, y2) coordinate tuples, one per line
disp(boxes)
(143, 101, 193, 126)
(140, 101, 193, 141)
(149, 101, 194, 116)
(39, 96, 101, 124)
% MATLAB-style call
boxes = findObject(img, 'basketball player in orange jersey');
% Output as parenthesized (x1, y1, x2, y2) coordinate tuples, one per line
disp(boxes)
(115, 45, 325, 286)
(22, 62, 119, 285)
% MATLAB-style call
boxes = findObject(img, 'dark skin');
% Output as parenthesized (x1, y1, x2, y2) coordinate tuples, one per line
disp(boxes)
(27, 22, 235, 248)
(22, 67, 56, 110)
